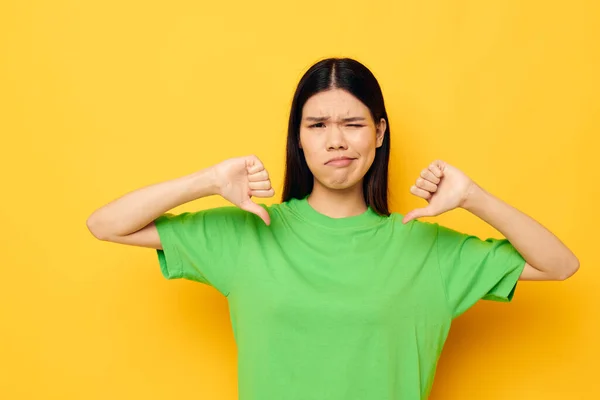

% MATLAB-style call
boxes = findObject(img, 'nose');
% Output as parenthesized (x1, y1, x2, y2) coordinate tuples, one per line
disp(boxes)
(326, 124, 348, 150)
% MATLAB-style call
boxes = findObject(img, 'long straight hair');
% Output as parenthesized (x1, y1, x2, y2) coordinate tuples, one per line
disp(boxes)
(281, 58, 391, 216)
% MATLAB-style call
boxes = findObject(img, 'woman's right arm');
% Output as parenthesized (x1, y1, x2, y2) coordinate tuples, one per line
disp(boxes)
(86, 155, 274, 250)
(86, 167, 219, 249)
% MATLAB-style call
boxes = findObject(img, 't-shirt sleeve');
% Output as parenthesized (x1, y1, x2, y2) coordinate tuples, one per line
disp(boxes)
(154, 206, 251, 296)
(435, 223, 527, 319)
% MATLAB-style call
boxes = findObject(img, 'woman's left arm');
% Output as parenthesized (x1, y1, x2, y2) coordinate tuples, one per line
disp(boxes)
(461, 183, 579, 281)
(402, 160, 580, 281)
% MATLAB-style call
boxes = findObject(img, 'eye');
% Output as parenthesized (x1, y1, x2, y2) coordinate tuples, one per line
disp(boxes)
(347, 124, 365, 128)
(309, 122, 325, 128)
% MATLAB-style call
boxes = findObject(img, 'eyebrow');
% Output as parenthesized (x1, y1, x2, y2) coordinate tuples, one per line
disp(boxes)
(304, 116, 367, 122)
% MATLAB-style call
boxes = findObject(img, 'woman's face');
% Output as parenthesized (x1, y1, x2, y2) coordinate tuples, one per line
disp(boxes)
(299, 89, 386, 191)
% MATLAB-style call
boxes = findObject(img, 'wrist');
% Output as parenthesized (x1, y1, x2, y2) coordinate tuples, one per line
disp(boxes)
(184, 167, 220, 200)
(460, 181, 486, 212)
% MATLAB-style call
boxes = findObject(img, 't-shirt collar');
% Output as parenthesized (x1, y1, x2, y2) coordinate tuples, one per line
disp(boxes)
(288, 195, 384, 229)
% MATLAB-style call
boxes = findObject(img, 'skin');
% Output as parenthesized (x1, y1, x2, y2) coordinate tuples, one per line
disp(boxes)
(89, 87, 579, 281)
(404, 160, 579, 281)
(214, 89, 579, 280)
(299, 88, 386, 218)
(293, 87, 579, 281)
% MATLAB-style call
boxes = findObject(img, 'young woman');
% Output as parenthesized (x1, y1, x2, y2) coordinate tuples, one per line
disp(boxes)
(87, 58, 579, 400)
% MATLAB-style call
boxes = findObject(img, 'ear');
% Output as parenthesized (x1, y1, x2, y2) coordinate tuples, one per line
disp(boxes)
(375, 118, 386, 148)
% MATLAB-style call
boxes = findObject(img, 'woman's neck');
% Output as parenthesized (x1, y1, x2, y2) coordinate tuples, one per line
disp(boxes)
(307, 181, 367, 219)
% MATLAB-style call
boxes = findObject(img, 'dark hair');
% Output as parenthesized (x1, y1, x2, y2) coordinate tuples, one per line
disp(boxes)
(281, 57, 391, 216)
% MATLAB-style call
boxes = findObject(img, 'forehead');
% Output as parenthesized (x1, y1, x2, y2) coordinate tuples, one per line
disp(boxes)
(302, 89, 369, 117)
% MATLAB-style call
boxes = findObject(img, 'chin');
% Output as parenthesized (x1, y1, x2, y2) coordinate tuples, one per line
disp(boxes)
(316, 177, 363, 191)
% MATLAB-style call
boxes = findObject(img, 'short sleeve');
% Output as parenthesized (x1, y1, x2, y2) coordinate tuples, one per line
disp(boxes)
(154, 206, 251, 296)
(435, 223, 527, 319)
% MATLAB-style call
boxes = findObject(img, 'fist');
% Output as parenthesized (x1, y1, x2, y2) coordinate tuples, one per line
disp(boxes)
(213, 155, 275, 225)
(402, 160, 476, 224)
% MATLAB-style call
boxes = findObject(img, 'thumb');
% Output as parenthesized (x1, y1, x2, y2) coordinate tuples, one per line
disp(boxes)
(402, 207, 433, 224)
(239, 199, 271, 226)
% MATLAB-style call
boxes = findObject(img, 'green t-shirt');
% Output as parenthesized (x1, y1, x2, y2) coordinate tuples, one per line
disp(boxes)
(155, 196, 526, 400)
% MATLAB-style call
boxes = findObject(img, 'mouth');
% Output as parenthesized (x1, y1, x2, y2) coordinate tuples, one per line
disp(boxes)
(325, 157, 356, 167)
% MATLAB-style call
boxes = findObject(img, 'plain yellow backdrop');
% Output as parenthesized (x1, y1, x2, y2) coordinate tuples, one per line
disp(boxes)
(1, 0, 598, 398)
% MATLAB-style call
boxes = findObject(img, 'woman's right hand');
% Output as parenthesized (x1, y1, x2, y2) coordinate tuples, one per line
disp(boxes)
(212, 155, 275, 225)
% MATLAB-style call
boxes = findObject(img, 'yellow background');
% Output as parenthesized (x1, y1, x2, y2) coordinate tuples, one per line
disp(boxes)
(1, 0, 598, 398)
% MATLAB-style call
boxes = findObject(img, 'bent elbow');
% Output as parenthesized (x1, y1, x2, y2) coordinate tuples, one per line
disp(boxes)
(86, 215, 108, 241)
(558, 258, 580, 281)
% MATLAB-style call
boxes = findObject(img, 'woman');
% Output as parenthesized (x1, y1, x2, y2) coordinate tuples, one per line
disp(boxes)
(87, 58, 579, 400)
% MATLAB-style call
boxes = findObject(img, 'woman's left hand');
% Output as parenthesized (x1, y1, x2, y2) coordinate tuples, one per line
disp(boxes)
(402, 160, 478, 224)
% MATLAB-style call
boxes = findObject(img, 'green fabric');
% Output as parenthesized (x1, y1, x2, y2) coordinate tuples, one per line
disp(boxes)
(155, 196, 526, 400)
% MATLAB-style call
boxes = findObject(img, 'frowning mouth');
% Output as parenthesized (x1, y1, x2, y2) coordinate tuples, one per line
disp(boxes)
(325, 156, 356, 167)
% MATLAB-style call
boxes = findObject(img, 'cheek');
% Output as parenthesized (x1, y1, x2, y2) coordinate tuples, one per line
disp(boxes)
(355, 137, 378, 170)
(299, 144, 319, 170)
(299, 134, 320, 160)
(352, 133, 377, 155)
(305, 151, 324, 174)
